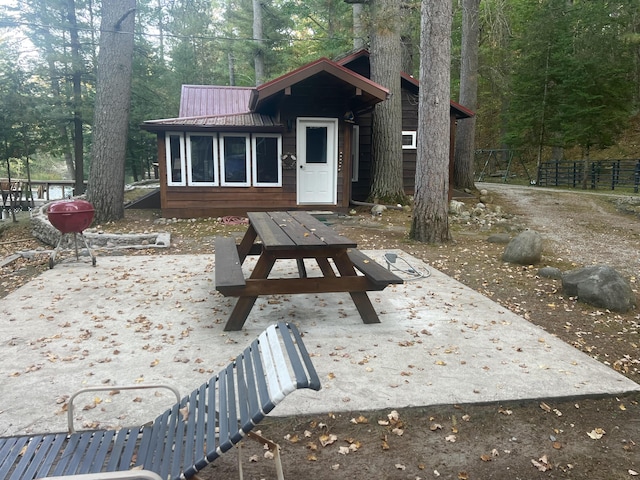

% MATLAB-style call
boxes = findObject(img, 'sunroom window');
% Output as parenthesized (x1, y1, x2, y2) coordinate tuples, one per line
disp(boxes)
(252, 134, 282, 186)
(166, 132, 186, 186)
(165, 132, 282, 187)
(187, 134, 218, 185)
(221, 134, 250, 186)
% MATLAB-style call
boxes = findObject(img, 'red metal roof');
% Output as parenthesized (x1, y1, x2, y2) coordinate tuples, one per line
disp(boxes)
(179, 85, 252, 117)
(142, 113, 281, 131)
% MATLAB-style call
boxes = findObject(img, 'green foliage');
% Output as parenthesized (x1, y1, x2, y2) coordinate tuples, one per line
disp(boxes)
(504, 0, 638, 155)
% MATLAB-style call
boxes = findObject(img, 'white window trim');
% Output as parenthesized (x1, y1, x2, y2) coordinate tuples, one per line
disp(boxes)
(165, 132, 186, 186)
(252, 134, 282, 187)
(402, 130, 417, 150)
(186, 133, 219, 186)
(220, 134, 251, 187)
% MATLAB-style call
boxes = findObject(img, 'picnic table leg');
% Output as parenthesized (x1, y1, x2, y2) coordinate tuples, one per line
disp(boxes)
(332, 252, 381, 324)
(237, 225, 258, 263)
(224, 252, 277, 331)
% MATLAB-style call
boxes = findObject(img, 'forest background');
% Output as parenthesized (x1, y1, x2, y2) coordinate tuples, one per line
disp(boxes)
(1, 0, 639, 194)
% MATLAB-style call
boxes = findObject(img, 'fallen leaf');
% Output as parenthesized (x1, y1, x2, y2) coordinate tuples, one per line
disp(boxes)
(338, 446, 350, 455)
(587, 428, 605, 440)
(445, 434, 457, 443)
(531, 455, 552, 472)
(319, 434, 337, 447)
(180, 406, 189, 421)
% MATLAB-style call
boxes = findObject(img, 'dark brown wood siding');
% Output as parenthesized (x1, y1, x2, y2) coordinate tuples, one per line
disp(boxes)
(351, 86, 457, 202)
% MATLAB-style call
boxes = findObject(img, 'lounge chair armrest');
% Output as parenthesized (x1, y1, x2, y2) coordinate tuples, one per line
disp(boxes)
(40, 470, 163, 480)
(68, 384, 181, 433)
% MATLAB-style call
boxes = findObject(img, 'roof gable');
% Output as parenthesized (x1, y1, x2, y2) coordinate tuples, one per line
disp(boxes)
(337, 49, 474, 119)
(250, 57, 389, 111)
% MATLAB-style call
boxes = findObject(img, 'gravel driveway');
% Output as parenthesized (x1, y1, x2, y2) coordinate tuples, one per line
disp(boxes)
(478, 182, 640, 278)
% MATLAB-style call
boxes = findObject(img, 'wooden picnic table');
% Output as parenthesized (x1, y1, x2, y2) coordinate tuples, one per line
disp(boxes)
(215, 211, 403, 331)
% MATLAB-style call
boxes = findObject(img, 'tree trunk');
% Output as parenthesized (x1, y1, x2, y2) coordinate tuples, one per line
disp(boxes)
(453, 0, 479, 191)
(86, 0, 135, 223)
(67, 0, 85, 195)
(352, 3, 365, 49)
(410, 0, 452, 243)
(369, 0, 406, 205)
(253, 0, 265, 85)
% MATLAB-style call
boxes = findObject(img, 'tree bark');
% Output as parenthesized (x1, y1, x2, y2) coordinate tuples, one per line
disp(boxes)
(352, 3, 365, 49)
(410, 0, 452, 243)
(86, 0, 135, 223)
(67, 0, 85, 195)
(453, 0, 479, 190)
(369, 0, 406, 205)
(253, 0, 265, 85)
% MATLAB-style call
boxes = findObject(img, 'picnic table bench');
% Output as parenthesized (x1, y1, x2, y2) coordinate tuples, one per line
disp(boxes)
(215, 211, 403, 331)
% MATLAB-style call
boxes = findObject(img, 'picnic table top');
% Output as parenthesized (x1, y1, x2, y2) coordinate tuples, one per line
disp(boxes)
(247, 211, 357, 250)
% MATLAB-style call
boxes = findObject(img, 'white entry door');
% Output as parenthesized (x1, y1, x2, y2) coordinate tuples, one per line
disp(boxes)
(297, 118, 338, 204)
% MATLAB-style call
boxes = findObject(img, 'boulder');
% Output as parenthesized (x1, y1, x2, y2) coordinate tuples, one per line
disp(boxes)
(487, 233, 511, 244)
(562, 265, 636, 312)
(502, 230, 543, 265)
(538, 266, 563, 280)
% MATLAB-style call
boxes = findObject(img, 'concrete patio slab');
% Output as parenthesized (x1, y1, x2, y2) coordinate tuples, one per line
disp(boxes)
(1, 251, 638, 436)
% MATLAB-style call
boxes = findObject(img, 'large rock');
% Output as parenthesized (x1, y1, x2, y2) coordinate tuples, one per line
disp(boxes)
(562, 265, 636, 312)
(502, 230, 543, 265)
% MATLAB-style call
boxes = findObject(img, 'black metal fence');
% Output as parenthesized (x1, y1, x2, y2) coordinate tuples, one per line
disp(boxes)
(537, 159, 640, 192)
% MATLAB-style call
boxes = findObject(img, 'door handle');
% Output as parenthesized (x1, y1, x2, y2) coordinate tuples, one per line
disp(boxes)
(299, 164, 304, 169)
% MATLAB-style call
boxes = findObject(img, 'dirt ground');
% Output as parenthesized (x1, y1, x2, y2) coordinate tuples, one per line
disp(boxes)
(1, 183, 639, 479)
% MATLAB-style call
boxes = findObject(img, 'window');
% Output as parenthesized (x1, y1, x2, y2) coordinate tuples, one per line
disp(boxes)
(402, 131, 417, 150)
(221, 134, 250, 186)
(305, 126, 328, 163)
(165, 132, 282, 187)
(252, 134, 282, 186)
(187, 134, 218, 186)
(166, 133, 186, 186)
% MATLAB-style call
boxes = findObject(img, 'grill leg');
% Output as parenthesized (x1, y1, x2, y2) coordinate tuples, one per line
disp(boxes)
(73, 232, 80, 259)
(49, 234, 65, 269)
(79, 232, 96, 266)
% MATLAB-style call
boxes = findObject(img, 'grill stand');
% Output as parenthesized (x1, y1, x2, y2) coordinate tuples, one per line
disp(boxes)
(49, 231, 97, 269)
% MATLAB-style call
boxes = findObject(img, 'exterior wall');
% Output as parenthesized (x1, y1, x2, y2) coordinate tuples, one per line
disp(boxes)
(351, 86, 458, 202)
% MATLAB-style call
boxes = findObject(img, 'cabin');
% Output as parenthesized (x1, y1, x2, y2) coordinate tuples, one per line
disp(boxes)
(141, 52, 473, 218)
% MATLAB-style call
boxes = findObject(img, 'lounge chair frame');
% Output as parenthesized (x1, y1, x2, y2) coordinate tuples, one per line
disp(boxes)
(0, 322, 320, 480)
